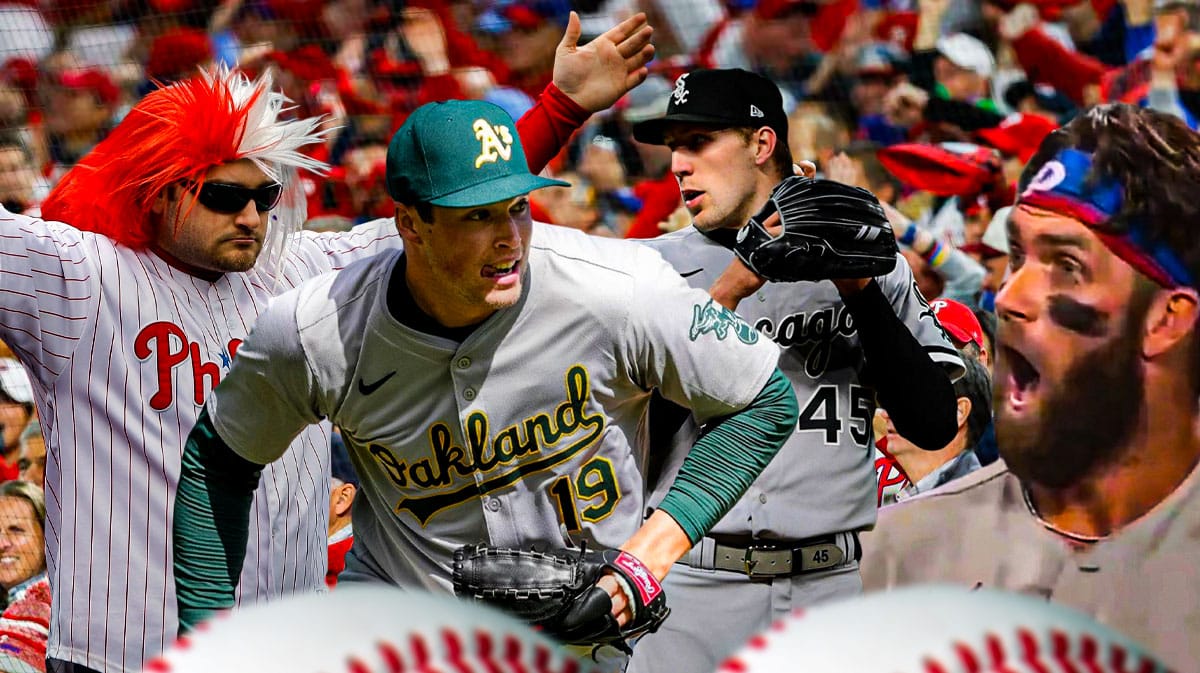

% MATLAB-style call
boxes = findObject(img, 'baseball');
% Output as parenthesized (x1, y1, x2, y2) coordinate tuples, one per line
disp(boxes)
(718, 585, 1171, 673)
(141, 585, 599, 673)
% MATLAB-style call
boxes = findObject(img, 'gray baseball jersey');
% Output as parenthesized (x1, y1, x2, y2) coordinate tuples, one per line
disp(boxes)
(0, 207, 398, 672)
(202, 222, 782, 590)
(641, 226, 963, 539)
(860, 460, 1200, 671)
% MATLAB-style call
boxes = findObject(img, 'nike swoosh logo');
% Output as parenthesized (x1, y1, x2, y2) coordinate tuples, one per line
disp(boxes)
(680, 268, 704, 278)
(357, 371, 396, 396)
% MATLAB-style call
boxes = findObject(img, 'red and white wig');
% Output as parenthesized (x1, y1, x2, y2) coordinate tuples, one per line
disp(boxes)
(42, 65, 329, 273)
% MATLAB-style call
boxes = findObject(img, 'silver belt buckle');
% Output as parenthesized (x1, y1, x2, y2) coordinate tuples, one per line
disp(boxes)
(743, 546, 792, 579)
(797, 543, 845, 572)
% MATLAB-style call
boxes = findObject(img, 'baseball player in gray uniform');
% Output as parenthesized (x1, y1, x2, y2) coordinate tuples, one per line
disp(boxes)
(625, 68, 964, 673)
(861, 104, 1200, 672)
(170, 98, 801, 658)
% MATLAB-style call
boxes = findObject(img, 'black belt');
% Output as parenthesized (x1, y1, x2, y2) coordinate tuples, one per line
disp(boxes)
(680, 532, 861, 580)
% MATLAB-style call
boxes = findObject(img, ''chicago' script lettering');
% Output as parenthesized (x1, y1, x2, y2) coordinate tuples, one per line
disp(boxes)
(133, 321, 242, 410)
(755, 306, 855, 378)
(378, 365, 606, 525)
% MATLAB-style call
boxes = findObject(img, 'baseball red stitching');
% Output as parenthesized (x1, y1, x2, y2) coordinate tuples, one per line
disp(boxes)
(719, 620, 1173, 673)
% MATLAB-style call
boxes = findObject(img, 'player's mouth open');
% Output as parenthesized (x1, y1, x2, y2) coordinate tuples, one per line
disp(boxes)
(483, 260, 520, 279)
(1002, 346, 1040, 411)
(682, 190, 705, 210)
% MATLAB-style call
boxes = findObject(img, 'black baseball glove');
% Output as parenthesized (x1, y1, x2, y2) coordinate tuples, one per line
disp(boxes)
(452, 543, 670, 655)
(733, 175, 897, 282)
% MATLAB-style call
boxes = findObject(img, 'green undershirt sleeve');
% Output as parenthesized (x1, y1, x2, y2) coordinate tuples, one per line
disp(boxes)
(173, 406, 264, 634)
(656, 368, 798, 544)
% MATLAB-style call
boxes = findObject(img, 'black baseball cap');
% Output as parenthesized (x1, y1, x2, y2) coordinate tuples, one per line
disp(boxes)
(632, 68, 789, 146)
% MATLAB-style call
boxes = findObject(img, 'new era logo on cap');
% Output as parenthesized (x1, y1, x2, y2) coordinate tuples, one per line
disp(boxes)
(632, 68, 789, 146)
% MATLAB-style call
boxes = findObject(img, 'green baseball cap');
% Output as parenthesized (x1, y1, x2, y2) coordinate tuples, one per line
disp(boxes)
(386, 99, 568, 208)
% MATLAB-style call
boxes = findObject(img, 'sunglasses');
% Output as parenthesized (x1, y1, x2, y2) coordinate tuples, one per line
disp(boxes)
(187, 181, 283, 214)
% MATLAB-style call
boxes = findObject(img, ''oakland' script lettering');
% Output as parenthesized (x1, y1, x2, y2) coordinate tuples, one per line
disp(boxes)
(383, 365, 602, 490)
(373, 365, 607, 525)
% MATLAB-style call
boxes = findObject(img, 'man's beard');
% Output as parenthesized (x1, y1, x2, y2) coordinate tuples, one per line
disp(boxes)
(997, 321, 1146, 490)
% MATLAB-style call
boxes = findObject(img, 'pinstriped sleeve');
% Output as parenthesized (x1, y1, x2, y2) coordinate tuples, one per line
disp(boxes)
(0, 209, 99, 385)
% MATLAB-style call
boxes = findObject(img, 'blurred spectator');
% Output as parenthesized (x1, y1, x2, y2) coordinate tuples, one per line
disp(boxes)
(1002, 77, 1078, 122)
(788, 102, 851, 168)
(0, 134, 43, 215)
(143, 27, 214, 88)
(825, 141, 901, 204)
(479, 0, 572, 98)
(326, 431, 357, 589)
(533, 169, 605, 233)
(16, 421, 42, 490)
(1001, 0, 1200, 126)
(40, 66, 119, 180)
(851, 42, 911, 145)
(872, 194, 987, 306)
(598, 74, 682, 238)
(0, 360, 33, 484)
(331, 141, 391, 223)
(929, 297, 989, 364)
(0, 78, 27, 131)
(0, 480, 49, 673)
(741, 0, 822, 85)
(932, 33, 998, 107)
(880, 353, 990, 501)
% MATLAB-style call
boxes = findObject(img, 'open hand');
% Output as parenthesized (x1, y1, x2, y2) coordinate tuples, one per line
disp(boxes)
(553, 11, 655, 113)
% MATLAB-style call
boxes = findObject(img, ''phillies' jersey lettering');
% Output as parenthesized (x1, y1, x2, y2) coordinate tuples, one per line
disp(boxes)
(133, 321, 242, 410)
(379, 365, 605, 525)
(874, 450, 910, 507)
(755, 306, 856, 378)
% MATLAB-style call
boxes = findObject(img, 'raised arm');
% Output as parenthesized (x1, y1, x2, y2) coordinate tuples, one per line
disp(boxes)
(517, 12, 655, 174)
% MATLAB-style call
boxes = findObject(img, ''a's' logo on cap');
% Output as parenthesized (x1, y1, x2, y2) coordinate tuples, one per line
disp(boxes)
(672, 74, 690, 106)
(474, 119, 514, 169)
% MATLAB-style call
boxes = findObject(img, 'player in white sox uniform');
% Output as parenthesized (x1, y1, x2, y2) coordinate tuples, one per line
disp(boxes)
(625, 69, 965, 673)
(169, 100, 798, 668)
(0, 16, 656, 672)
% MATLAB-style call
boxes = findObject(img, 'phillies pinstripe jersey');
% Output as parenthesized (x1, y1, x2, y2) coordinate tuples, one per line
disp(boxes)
(0, 207, 398, 673)
(641, 226, 963, 539)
